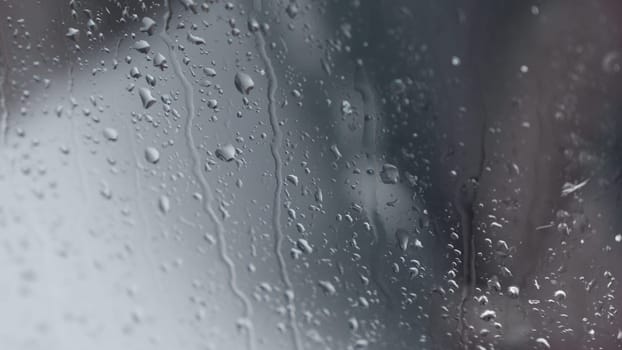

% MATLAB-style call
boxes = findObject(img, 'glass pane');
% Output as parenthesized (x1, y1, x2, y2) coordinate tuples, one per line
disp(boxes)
(0, 0, 620, 349)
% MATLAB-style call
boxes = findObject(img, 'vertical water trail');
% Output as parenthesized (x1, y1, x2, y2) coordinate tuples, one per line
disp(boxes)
(455, 182, 477, 349)
(354, 66, 393, 308)
(160, 2, 255, 349)
(0, 51, 8, 146)
(127, 124, 165, 294)
(66, 60, 90, 207)
(254, 20, 303, 350)
(456, 83, 488, 350)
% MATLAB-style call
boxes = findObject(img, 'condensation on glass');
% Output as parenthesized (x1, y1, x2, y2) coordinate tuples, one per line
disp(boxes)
(0, 0, 621, 349)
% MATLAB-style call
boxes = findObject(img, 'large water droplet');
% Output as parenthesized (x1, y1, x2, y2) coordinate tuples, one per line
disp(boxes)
(380, 163, 399, 184)
(234, 72, 255, 95)
(140, 17, 157, 35)
(479, 309, 496, 321)
(507, 286, 520, 298)
(247, 18, 260, 32)
(154, 53, 168, 70)
(216, 144, 236, 162)
(134, 40, 151, 54)
(138, 87, 156, 109)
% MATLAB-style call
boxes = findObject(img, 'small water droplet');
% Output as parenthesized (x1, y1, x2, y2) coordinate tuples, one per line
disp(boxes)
(158, 195, 171, 214)
(286, 2, 299, 18)
(145, 147, 160, 164)
(295, 223, 305, 233)
(330, 144, 342, 159)
(103, 127, 119, 141)
(286, 174, 299, 186)
(203, 67, 217, 77)
(65, 27, 80, 41)
(535, 337, 550, 349)
(187, 32, 206, 45)
(603, 51, 621, 73)
(395, 229, 409, 251)
(318, 280, 336, 295)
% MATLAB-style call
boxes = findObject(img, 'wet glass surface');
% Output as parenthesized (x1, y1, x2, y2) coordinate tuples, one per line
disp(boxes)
(1, 0, 622, 349)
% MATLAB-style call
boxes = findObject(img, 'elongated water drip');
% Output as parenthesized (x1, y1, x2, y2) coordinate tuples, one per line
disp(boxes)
(253, 14, 303, 350)
(160, 1, 255, 349)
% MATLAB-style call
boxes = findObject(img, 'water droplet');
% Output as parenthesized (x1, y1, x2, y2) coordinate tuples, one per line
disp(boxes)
(134, 40, 151, 54)
(248, 18, 260, 32)
(203, 67, 217, 77)
(348, 317, 359, 331)
(354, 339, 369, 349)
(145, 147, 160, 164)
(603, 51, 621, 73)
(154, 53, 167, 70)
(158, 195, 171, 214)
(480, 309, 496, 321)
(507, 285, 520, 298)
(130, 67, 141, 78)
(286, 174, 299, 186)
(296, 239, 312, 254)
(146, 74, 156, 86)
(138, 87, 156, 109)
(395, 229, 409, 251)
(380, 163, 399, 184)
(179, 0, 198, 13)
(65, 27, 80, 41)
(329, 144, 342, 159)
(187, 32, 206, 45)
(86, 18, 97, 31)
(207, 99, 218, 109)
(140, 17, 157, 35)
(234, 72, 255, 95)
(286, 2, 299, 18)
(318, 280, 336, 295)
(554, 290, 567, 301)
(216, 144, 236, 162)
(535, 337, 550, 349)
(103, 127, 119, 141)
